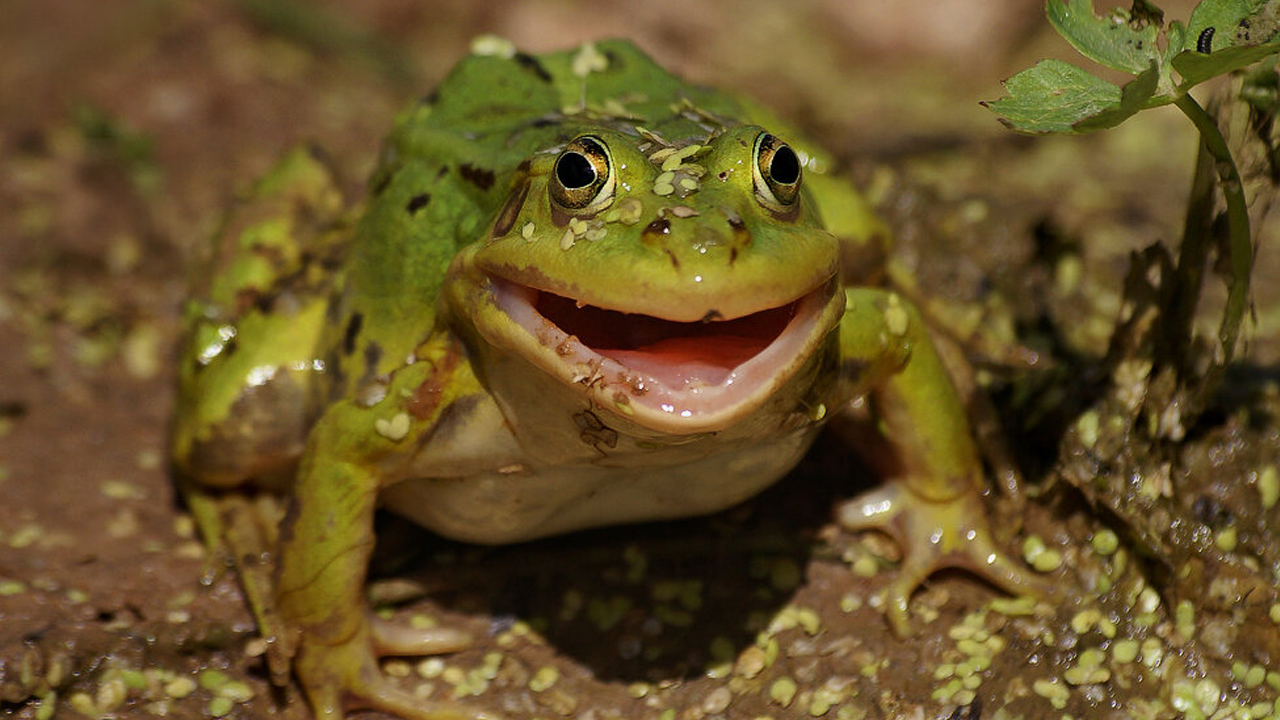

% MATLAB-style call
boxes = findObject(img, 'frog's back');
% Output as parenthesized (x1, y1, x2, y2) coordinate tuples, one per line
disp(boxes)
(398, 40, 747, 171)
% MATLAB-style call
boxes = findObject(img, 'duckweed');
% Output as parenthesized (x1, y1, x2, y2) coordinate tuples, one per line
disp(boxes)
(769, 677, 798, 707)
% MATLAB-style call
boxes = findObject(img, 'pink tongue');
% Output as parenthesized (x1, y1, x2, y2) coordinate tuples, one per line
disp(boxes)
(600, 336, 766, 388)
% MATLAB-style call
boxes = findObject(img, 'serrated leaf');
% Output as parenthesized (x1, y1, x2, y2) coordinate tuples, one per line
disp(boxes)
(1186, 0, 1276, 53)
(1173, 38, 1280, 85)
(984, 59, 1121, 133)
(1074, 62, 1164, 130)
(1047, 0, 1163, 74)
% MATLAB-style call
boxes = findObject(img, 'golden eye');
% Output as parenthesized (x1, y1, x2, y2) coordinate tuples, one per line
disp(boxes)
(551, 135, 614, 211)
(752, 133, 801, 208)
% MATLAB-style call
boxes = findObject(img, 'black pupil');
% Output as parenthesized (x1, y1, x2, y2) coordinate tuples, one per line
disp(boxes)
(769, 145, 800, 185)
(557, 151, 597, 189)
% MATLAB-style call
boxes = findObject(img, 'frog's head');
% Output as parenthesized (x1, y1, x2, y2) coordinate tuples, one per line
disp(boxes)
(450, 125, 844, 434)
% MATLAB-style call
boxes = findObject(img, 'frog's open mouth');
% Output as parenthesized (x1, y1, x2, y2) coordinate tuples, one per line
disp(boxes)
(487, 276, 838, 428)
(535, 291, 798, 388)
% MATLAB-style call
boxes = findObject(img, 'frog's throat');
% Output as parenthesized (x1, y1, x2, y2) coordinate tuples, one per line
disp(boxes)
(487, 275, 841, 432)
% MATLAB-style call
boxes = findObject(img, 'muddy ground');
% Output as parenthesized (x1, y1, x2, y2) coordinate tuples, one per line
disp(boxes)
(2, 1, 1279, 719)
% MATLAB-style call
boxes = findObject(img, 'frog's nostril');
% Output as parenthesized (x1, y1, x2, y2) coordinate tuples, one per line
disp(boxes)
(724, 209, 751, 246)
(642, 217, 671, 238)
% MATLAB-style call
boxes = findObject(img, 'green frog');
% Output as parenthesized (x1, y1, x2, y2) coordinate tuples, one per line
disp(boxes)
(172, 38, 1049, 720)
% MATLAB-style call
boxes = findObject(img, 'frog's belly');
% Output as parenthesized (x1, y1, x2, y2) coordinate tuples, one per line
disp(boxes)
(379, 430, 818, 545)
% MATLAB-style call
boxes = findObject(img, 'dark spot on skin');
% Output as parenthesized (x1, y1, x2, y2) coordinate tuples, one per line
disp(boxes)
(700, 310, 723, 323)
(573, 409, 617, 455)
(406, 193, 431, 214)
(491, 181, 529, 239)
(343, 313, 364, 356)
(663, 248, 680, 269)
(460, 164, 496, 191)
(420, 88, 440, 105)
(717, 170, 730, 181)
(644, 218, 671, 236)
(437, 166, 449, 178)
(729, 247, 738, 265)
(372, 172, 392, 197)
(363, 341, 383, 383)
(277, 495, 300, 551)
(573, 409, 604, 432)
(726, 213, 752, 247)
(248, 290, 276, 315)
(513, 52, 553, 82)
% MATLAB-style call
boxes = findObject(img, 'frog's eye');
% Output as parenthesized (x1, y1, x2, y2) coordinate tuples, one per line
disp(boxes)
(551, 135, 614, 212)
(752, 133, 802, 209)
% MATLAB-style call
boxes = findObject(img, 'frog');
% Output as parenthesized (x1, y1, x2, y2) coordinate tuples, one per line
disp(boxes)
(171, 38, 1052, 720)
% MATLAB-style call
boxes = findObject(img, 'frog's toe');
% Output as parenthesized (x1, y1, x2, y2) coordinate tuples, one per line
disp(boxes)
(371, 616, 473, 656)
(303, 675, 501, 720)
(352, 680, 502, 720)
(837, 483, 1056, 636)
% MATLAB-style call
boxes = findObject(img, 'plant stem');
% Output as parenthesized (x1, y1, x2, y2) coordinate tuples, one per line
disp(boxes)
(1166, 139, 1215, 377)
(1172, 91, 1253, 391)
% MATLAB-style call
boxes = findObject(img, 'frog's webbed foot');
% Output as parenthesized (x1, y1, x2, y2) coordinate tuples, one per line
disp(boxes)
(293, 617, 496, 717)
(837, 483, 1056, 636)
(291, 619, 498, 720)
(186, 485, 495, 718)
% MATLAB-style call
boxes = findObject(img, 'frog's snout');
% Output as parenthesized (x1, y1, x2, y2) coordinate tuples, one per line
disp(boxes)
(638, 206, 752, 266)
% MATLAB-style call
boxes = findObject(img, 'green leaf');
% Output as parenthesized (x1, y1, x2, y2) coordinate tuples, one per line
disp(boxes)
(1047, 0, 1163, 74)
(1074, 62, 1163, 130)
(1186, 0, 1276, 53)
(1163, 20, 1190, 65)
(1173, 38, 1280, 86)
(984, 59, 1121, 133)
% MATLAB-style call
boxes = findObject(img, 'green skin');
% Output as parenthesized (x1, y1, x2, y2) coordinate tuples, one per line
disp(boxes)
(172, 40, 1048, 720)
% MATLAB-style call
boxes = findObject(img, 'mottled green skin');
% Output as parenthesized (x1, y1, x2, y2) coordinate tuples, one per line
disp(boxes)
(171, 40, 1047, 720)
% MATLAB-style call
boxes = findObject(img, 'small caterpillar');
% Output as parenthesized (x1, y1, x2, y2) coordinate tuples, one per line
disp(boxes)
(1197, 26, 1215, 54)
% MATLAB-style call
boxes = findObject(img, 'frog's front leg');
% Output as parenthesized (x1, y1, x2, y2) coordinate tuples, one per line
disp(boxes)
(834, 287, 1054, 635)
(276, 358, 499, 720)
